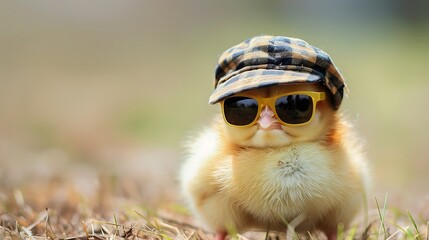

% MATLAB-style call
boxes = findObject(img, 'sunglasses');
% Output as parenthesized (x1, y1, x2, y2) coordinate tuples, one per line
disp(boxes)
(221, 91, 326, 127)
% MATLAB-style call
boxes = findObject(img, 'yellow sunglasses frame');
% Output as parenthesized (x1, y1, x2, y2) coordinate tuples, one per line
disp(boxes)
(221, 91, 326, 127)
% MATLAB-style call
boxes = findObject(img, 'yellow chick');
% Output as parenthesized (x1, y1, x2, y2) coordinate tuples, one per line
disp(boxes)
(180, 36, 369, 240)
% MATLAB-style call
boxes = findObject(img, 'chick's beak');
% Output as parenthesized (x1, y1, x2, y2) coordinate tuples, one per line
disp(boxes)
(257, 106, 281, 130)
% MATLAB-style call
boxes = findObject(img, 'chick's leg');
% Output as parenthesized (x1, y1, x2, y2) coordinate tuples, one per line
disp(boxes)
(214, 231, 227, 240)
(326, 232, 337, 240)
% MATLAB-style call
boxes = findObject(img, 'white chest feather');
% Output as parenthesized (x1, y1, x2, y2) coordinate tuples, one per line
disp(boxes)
(228, 143, 351, 224)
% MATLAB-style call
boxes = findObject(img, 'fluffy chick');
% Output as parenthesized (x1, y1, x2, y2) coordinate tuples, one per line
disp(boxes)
(180, 82, 368, 240)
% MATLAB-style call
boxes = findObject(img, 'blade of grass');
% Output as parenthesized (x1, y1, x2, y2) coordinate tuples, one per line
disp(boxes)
(408, 211, 422, 240)
(158, 220, 188, 240)
(20, 226, 34, 240)
(44, 208, 57, 240)
(90, 219, 95, 236)
(362, 190, 369, 233)
(386, 229, 402, 240)
(375, 193, 388, 240)
(407, 228, 416, 240)
(236, 233, 251, 240)
(426, 221, 429, 240)
(133, 210, 158, 231)
(345, 224, 358, 240)
(337, 223, 345, 240)
(159, 233, 174, 240)
(157, 215, 211, 234)
(362, 221, 375, 240)
(81, 221, 90, 240)
(27, 211, 48, 231)
(113, 213, 119, 236)
(307, 231, 316, 240)
(225, 221, 238, 239)
(271, 208, 291, 238)
(391, 222, 413, 239)
(265, 221, 270, 240)
(286, 214, 306, 240)
(101, 225, 110, 235)
(133, 210, 172, 239)
(185, 230, 195, 240)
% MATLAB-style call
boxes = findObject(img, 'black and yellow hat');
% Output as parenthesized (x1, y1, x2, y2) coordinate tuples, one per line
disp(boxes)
(209, 35, 347, 110)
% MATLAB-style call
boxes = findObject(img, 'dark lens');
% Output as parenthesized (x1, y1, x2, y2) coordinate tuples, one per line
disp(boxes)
(223, 97, 258, 126)
(275, 94, 313, 124)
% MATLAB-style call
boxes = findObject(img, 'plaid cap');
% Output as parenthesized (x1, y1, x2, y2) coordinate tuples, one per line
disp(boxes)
(209, 35, 347, 110)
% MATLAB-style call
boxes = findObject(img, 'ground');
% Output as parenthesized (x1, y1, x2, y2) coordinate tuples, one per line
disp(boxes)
(0, 142, 428, 239)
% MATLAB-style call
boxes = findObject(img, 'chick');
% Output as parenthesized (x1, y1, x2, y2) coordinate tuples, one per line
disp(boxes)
(180, 36, 369, 240)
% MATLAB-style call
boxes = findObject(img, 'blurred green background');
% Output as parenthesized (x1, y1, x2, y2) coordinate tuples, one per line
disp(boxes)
(0, 0, 428, 208)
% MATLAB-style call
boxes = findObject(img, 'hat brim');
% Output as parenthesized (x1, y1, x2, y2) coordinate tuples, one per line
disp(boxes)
(209, 69, 322, 104)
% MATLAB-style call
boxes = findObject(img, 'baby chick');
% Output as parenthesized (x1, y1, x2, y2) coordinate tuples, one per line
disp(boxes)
(180, 36, 369, 240)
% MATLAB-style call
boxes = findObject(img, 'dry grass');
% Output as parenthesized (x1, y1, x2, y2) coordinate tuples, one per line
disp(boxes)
(0, 187, 208, 240)
(1, 184, 428, 240)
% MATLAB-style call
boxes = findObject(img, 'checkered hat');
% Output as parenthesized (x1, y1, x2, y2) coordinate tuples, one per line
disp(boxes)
(209, 35, 347, 110)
